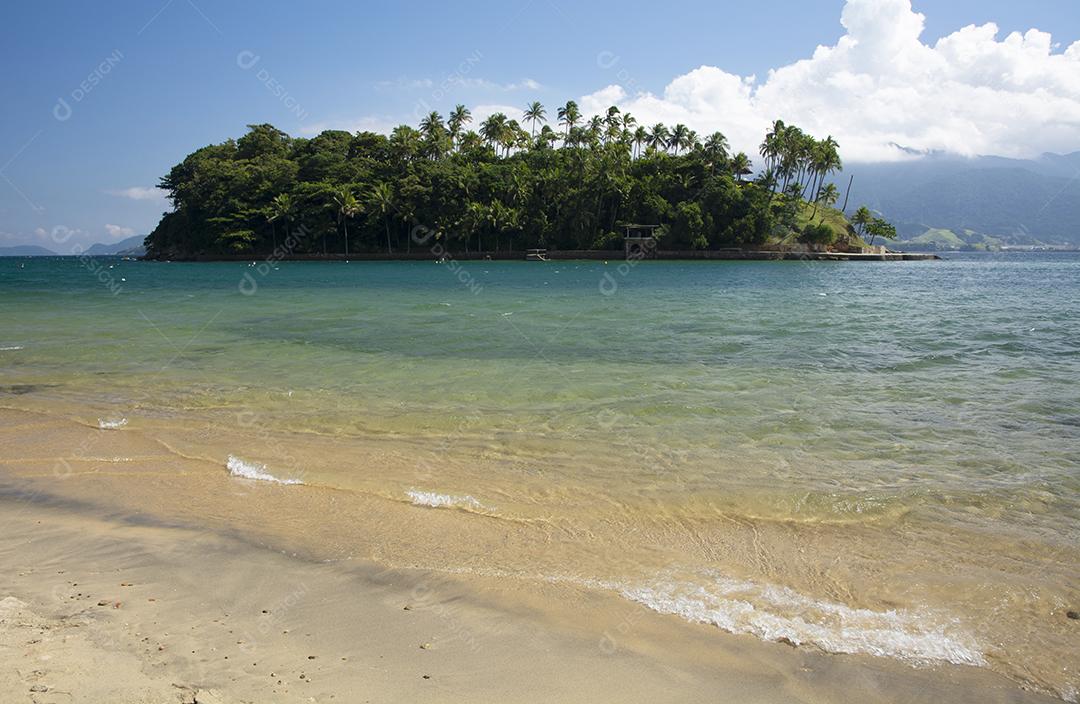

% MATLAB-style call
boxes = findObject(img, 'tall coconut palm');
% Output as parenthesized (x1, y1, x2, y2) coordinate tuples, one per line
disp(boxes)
(537, 125, 559, 150)
(814, 182, 840, 219)
(704, 132, 730, 160)
(389, 125, 421, 163)
(632, 126, 648, 159)
(419, 111, 444, 140)
(730, 152, 752, 182)
(500, 119, 524, 156)
(419, 111, 447, 160)
(586, 116, 604, 147)
(668, 124, 690, 155)
(267, 192, 295, 252)
(557, 100, 580, 136)
(685, 129, 700, 152)
(480, 113, 507, 151)
(852, 206, 873, 239)
(332, 186, 360, 255)
(447, 104, 471, 147)
(604, 120, 622, 144)
(367, 182, 395, 254)
(809, 135, 842, 206)
(760, 119, 786, 187)
(458, 130, 483, 152)
(604, 106, 621, 132)
(523, 101, 546, 137)
(647, 124, 669, 153)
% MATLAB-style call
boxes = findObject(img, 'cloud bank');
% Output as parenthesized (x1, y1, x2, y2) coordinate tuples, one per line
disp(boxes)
(582, 0, 1080, 162)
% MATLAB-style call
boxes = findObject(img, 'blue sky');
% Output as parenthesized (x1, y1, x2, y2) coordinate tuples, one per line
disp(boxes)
(1, 0, 1079, 249)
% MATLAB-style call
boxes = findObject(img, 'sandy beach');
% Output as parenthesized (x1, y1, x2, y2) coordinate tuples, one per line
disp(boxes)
(0, 406, 1065, 704)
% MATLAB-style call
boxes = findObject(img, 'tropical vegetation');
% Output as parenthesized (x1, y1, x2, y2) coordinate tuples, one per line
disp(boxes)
(145, 102, 879, 258)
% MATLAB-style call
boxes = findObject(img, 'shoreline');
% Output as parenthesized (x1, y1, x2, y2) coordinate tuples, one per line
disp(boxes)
(139, 250, 942, 262)
(0, 405, 1069, 703)
(0, 480, 1060, 704)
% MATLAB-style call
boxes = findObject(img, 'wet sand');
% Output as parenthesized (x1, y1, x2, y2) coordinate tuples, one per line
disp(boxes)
(0, 409, 1066, 703)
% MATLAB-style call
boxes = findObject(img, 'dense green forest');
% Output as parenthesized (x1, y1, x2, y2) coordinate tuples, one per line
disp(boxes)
(145, 103, 890, 258)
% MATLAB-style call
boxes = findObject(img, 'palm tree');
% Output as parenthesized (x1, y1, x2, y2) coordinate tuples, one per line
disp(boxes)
(632, 126, 648, 159)
(458, 130, 483, 152)
(447, 105, 471, 147)
(587, 115, 604, 145)
(523, 101, 546, 137)
(668, 124, 690, 155)
(537, 125, 559, 150)
(419, 111, 444, 140)
(704, 132, 730, 161)
(604, 106, 621, 131)
(367, 182, 395, 254)
(500, 119, 524, 156)
(389, 125, 421, 163)
(267, 192, 295, 252)
(419, 111, 447, 160)
(685, 129, 700, 152)
(760, 119, 785, 188)
(730, 152, 752, 182)
(852, 206, 873, 240)
(557, 100, 580, 136)
(813, 183, 839, 219)
(332, 186, 360, 255)
(647, 124, 669, 153)
(809, 136, 842, 206)
(480, 113, 507, 151)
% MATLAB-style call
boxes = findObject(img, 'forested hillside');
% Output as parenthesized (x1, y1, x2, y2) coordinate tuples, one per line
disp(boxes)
(145, 106, 860, 258)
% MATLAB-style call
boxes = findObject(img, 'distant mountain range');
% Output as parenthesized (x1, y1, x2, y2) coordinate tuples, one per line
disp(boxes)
(843, 151, 1080, 250)
(0, 234, 145, 257)
(0, 245, 58, 256)
(83, 234, 146, 256)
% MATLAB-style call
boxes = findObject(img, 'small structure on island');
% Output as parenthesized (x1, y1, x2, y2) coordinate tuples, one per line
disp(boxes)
(624, 224, 660, 260)
(525, 248, 549, 261)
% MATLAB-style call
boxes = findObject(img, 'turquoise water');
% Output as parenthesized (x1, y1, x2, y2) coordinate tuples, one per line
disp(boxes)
(2, 254, 1079, 697)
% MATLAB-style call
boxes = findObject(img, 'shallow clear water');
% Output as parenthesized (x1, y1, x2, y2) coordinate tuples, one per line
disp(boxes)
(1, 254, 1078, 698)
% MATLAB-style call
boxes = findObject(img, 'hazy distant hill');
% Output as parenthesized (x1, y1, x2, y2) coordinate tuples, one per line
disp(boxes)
(844, 152, 1080, 248)
(0, 245, 57, 256)
(84, 234, 146, 256)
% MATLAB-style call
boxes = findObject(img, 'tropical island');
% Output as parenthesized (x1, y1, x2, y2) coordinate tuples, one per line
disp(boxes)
(145, 102, 902, 260)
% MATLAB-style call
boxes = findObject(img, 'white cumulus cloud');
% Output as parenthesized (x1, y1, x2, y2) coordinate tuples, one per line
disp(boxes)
(104, 224, 135, 238)
(107, 186, 165, 201)
(580, 0, 1080, 162)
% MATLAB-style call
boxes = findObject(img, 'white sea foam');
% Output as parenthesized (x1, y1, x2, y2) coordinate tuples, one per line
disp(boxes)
(98, 418, 127, 429)
(0, 345, 24, 351)
(362, 558, 987, 675)
(226, 455, 302, 485)
(619, 570, 985, 667)
(407, 490, 486, 511)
